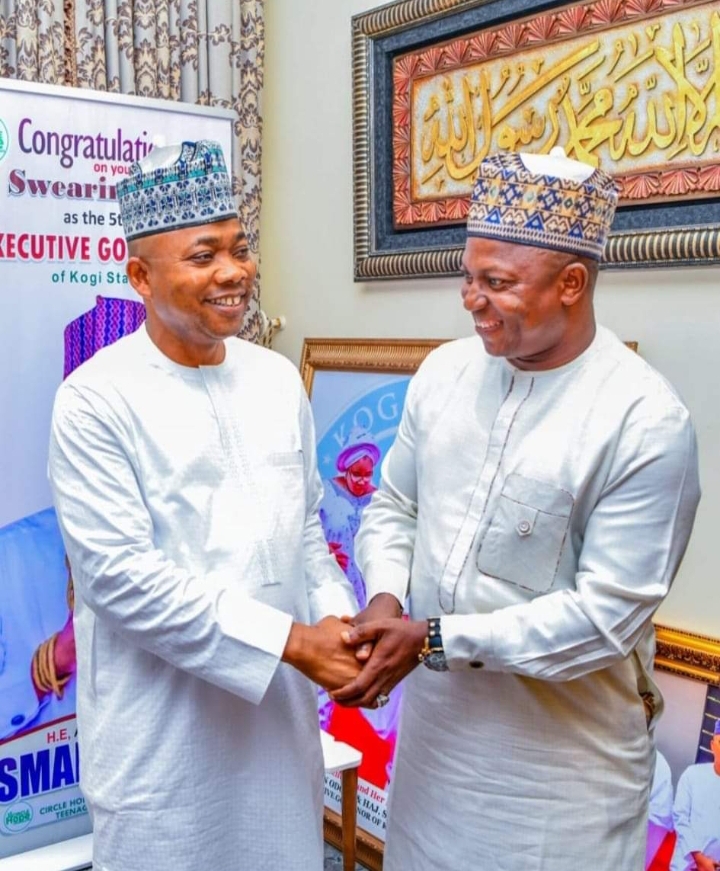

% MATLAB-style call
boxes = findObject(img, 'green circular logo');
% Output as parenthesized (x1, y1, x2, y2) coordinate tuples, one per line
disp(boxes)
(0, 119, 9, 162)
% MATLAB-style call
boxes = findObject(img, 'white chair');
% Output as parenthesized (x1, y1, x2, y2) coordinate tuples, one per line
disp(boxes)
(321, 729, 363, 871)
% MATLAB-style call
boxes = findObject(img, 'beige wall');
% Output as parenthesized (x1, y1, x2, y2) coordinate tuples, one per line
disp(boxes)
(260, 0, 720, 636)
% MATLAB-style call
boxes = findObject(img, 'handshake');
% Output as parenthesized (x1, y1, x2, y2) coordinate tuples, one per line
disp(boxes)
(282, 594, 429, 709)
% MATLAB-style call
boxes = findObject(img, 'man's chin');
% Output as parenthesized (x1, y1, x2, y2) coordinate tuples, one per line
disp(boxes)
(476, 334, 508, 358)
(210, 317, 247, 340)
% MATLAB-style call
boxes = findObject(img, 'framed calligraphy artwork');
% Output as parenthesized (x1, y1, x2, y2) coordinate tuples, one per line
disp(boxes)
(352, 0, 720, 280)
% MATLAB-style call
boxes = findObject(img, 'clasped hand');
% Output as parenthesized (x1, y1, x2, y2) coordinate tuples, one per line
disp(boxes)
(284, 598, 427, 706)
(333, 594, 427, 709)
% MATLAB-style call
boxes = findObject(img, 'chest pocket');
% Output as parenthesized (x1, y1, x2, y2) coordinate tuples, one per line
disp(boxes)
(257, 450, 306, 521)
(477, 473, 574, 593)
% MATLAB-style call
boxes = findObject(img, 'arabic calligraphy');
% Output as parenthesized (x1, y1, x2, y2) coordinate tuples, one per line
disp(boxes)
(409, 5, 720, 202)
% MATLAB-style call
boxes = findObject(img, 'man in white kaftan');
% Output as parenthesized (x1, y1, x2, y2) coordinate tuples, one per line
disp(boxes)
(48, 141, 358, 871)
(671, 722, 720, 871)
(333, 148, 700, 871)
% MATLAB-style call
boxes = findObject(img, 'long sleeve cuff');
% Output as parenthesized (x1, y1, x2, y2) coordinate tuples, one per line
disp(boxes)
(364, 561, 409, 609)
(442, 614, 496, 672)
(215, 587, 294, 705)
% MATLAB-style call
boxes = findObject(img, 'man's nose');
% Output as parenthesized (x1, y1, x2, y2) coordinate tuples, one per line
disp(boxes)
(217, 254, 254, 285)
(462, 284, 488, 311)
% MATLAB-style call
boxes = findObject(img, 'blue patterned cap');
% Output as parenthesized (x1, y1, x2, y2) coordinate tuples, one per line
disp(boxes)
(467, 148, 618, 261)
(116, 140, 237, 242)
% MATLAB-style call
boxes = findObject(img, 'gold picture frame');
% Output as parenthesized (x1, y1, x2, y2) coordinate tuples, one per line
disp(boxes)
(655, 625, 720, 686)
(300, 337, 445, 393)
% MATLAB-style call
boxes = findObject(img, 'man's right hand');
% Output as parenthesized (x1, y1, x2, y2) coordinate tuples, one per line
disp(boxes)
(691, 852, 719, 871)
(345, 593, 403, 661)
(282, 615, 362, 691)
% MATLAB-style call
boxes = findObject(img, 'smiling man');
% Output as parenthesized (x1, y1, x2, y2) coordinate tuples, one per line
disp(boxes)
(333, 148, 701, 871)
(48, 141, 358, 871)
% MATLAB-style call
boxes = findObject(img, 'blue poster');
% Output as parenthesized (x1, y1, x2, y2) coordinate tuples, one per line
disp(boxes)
(0, 508, 89, 857)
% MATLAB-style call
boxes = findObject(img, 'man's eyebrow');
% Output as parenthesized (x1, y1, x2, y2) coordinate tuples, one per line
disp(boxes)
(190, 231, 248, 247)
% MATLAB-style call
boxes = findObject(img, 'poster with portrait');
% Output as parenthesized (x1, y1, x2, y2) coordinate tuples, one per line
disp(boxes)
(314, 369, 408, 838)
(0, 78, 235, 862)
(301, 338, 442, 848)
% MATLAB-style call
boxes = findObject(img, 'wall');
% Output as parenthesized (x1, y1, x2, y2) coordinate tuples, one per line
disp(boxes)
(260, 0, 720, 636)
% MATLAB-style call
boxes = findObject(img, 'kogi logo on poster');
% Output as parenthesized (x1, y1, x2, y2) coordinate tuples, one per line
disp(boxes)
(0, 119, 9, 163)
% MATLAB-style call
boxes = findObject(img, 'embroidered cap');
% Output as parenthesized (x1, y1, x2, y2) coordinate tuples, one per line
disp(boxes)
(467, 147, 618, 261)
(116, 140, 237, 242)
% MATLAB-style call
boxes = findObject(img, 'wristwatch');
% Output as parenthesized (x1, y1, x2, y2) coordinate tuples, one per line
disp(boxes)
(418, 617, 448, 672)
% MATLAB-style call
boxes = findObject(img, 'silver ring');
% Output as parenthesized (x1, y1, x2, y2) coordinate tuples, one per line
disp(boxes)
(376, 693, 390, 708)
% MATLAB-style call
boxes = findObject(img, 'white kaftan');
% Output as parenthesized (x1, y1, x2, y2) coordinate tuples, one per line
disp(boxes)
(48, 326, 356, 871)
(356, 326, 700, 871)
(671, 763, 720, 871)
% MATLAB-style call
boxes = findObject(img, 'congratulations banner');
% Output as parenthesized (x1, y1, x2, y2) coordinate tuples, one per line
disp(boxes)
(0, 79, 233, 860)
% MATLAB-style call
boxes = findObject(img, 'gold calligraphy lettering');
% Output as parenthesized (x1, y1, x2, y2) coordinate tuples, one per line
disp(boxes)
(412, 7, 720, 198)
(607, 40, 626, 75)
(618, 84, 639, 113)
(506, 63, 526, 97)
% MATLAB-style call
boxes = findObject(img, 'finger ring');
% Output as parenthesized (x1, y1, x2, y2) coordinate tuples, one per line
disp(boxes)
(376, 693, 390, 708)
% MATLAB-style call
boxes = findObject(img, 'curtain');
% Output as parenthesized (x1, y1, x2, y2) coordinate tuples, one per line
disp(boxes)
(0, 0, 66, 83)
(1, 0, 266, 342)
(72, 0, 266, 341)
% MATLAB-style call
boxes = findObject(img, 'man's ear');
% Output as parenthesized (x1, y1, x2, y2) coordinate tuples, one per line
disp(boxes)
(558, 260, 590, 307)
(126, 257, 152, 301)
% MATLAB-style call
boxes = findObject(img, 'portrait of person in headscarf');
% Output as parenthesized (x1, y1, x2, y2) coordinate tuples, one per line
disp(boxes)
(319, 428, 381, 611)
(318, 428, 402, 790)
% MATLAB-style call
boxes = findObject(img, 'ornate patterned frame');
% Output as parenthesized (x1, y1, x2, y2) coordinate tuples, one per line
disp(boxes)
(352, 0, 720, 280)
(655, 625, 720, 686)
(303, 338, 720, 868)
(300, 337, 444, 393)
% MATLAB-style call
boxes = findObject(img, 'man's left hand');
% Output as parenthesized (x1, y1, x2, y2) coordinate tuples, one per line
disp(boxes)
(331, 618, 427, 708)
